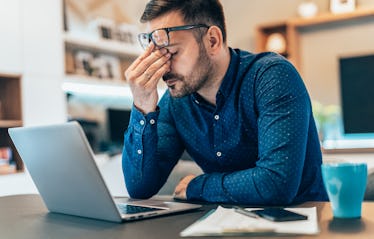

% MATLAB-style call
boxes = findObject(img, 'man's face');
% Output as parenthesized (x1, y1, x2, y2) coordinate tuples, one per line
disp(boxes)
(148, 11, 214, 98)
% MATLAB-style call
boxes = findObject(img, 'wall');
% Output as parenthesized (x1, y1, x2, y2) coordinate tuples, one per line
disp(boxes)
(301, 18, 374, 105)
(0, 0, 22, 74)
(21, 0, 66, 126)
(0, 0, 67, 126)
(221, 0, 374, 50)
(220, 0, 374, 105)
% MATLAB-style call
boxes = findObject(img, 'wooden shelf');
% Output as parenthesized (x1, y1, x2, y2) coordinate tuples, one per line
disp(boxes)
(0, 73, 21, 79)
(63, 74, 130, 96)
(256, 21, 288, 57)
(256, 8, 374, 72)
(0, 74, 23, 173)
(322, 147, 374, 154)
(65, 74, 126, 86)
(63, 32, 139, 90)
(0, 164, 17, 175)
(288, 7, 374, 27)
(0, 120, 23, 128)
(63, 32, 142, 58)
(63, 74, 167, 97)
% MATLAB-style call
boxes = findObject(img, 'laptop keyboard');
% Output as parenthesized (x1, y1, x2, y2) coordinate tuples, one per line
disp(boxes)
(117, 204, 163, 214)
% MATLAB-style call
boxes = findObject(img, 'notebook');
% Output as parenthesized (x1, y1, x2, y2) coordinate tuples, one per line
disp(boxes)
(8, 121, 201, 223)
(180, 206, 319, 237)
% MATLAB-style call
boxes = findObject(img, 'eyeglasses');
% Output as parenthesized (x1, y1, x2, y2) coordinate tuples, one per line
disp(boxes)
(138, 24, 209, 50)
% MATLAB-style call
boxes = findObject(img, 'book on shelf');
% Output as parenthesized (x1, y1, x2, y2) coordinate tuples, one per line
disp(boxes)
(0, 147, 12, 166)
(0, 147, 16, 174)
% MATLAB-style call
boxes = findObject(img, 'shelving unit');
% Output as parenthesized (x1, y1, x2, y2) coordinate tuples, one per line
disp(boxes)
(256, 21, 288, 57)
(256, 8, 374, 73)
(61, 0, 147, 96)
(63, 33, 142, 93)
(0, 74, 23, 174)
(62, 74, 131, 97)
(63, 32, 142, 58)
(0, 120, 23, 128)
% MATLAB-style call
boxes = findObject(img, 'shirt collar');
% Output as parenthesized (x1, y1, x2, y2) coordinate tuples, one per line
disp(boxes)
(217, 48, 239, 99)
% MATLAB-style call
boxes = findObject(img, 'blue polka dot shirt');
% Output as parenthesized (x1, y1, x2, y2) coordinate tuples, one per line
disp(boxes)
(123, 48, 328, 205)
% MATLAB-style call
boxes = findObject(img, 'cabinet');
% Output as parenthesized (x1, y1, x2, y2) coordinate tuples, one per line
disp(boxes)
(0, 74, 23, 174)
(256, 8, 374, 73)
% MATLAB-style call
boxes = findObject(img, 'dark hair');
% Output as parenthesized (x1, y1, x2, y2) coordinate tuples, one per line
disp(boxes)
(140, 0, 227, 43)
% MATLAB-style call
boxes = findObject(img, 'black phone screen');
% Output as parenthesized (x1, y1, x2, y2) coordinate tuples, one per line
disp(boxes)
(252, 208, 308, 222)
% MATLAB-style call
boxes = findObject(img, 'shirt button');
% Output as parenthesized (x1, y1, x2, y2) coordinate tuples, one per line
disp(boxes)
(137, 149, 142, 154)
(216, 151, 222, 157)
(214, 115, 220, 120)
(140, 120, 145, 125)
(194, 99, 200, 104)
(150, 119, 155, 125)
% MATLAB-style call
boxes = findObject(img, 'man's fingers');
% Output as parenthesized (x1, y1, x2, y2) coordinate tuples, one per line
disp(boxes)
(127, 43, 155, 72)
(135, 53, 170, 86)
(126, 48, 169, 84)
(174, 181, 183, 194)
(174, 174, 196, 195)
(173, 186, 185, 200)
(143, 60, 171, 89)
(125, 43, 156, 81)
(134, 48, 168, 77)
(173, 192, 185, 200)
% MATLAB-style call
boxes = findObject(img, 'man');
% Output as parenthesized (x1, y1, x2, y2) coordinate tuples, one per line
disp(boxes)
(122, 0, 328, 205)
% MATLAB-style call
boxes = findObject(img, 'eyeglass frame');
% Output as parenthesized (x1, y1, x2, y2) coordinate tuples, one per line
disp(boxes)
(137, 24, 210, 49)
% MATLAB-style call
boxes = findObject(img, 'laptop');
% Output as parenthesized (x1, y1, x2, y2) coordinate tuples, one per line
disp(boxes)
(8, 121, 201, 223)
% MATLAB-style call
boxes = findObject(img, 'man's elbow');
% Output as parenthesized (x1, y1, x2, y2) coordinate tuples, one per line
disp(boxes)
(260, 186, 297, 206)
(127, 187, 155, 199)
(125, 181, 161, 199)
(270, 193, 295, 205)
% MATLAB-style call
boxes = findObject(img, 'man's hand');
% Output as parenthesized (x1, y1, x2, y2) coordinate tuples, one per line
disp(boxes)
(125, 43, 171, 114)
(173, 174, 196, 200)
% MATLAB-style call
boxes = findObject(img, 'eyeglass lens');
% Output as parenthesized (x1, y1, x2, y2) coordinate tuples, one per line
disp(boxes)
(152, 30, 169, 48)
(138, 34, 150, 49)
(139, 29, 169, 49)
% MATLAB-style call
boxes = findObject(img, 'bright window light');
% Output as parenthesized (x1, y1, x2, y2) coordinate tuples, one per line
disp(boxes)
(61, 81, 167, 98)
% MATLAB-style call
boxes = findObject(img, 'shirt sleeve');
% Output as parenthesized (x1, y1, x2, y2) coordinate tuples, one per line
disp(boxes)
(122, 95, 185, 199)
(186, 60, 312, 205)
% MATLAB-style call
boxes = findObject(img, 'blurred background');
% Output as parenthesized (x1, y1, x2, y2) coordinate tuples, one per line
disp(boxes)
(0, 0, 374, 176)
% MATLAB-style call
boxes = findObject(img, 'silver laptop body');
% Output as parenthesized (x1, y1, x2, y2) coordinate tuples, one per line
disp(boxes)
(8, 121, 201, 223)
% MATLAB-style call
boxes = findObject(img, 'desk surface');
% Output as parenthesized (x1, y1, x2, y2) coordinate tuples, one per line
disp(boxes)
(1, 194, 374, 239)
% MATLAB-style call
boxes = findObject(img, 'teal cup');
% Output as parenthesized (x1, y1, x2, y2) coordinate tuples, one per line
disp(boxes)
(321, 162, 367, 218)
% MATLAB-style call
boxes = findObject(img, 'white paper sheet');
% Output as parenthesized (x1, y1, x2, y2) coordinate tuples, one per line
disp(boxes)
(180, 206, 319, 237)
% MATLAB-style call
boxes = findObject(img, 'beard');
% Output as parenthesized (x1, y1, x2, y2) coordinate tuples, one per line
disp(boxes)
(162, 43, 214, 98)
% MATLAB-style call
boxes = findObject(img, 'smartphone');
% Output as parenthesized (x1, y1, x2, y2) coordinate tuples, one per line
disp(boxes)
(252, 208, 308, 222)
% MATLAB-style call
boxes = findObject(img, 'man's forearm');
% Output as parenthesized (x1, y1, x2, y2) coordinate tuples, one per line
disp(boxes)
(186, 167, 300, 205)
(122, 105, 183, 198)
(122, 124, 164, 198)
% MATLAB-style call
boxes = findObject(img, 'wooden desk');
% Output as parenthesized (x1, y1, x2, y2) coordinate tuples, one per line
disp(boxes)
(0, 194, 373, 239)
